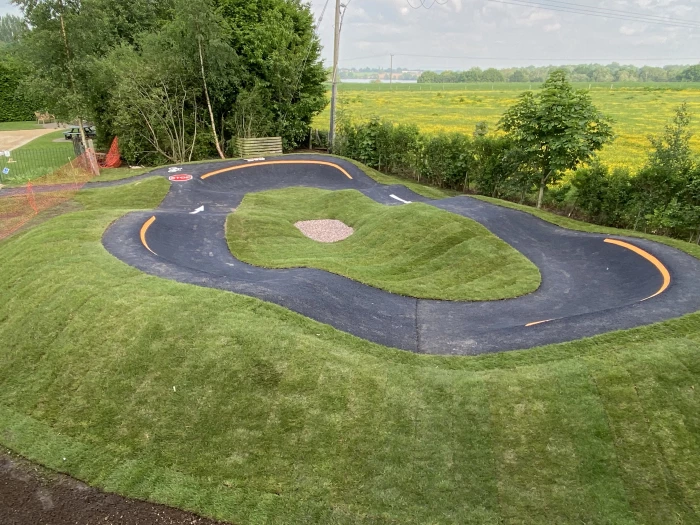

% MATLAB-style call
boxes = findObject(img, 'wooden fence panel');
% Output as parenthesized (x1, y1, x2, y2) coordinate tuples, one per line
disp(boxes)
(234, 137, 283, 158)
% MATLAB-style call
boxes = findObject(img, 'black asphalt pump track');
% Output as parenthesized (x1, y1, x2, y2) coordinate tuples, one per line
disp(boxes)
(102, 155, 700, 355)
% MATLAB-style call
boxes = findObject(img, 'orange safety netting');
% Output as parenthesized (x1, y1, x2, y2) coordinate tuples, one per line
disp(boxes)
(0, 148, 99, 241)
(99, 137, 122, 168)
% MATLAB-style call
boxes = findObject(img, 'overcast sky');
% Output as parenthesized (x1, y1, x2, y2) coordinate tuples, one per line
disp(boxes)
(309, 0, 700, 70)
(2, 0, 698, 69)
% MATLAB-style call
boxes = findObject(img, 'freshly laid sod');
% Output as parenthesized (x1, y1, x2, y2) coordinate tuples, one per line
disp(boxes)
(0, 178, 699, 524)
(226, 187, 540, 301)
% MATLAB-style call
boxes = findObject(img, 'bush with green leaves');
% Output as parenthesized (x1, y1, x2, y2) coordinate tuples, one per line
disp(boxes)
(335, 102, 699, 244)
(0, 58, 34, 122)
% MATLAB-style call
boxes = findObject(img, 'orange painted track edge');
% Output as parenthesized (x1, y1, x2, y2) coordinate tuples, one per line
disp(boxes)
(525, 319, 555, 327)
(200, 160, 353, 180)
(140, 216, 157, 256)
(526, 238, 671, 327)
(604, 238, 671, 301)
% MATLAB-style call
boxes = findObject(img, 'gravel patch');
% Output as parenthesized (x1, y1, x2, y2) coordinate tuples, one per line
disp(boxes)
(295, 219, 354, 243)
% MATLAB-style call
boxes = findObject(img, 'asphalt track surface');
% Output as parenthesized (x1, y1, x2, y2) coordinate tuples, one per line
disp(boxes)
(101, 154, 700, 355)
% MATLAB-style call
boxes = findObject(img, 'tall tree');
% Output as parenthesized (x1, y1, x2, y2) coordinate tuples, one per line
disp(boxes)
(216, 0, 326, 148)
(499, 70, 614, 208)
(0, 14, 26, 43)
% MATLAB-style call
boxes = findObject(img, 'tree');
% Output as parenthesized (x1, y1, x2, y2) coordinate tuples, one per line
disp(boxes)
(0, 14, 26, 43)
(631, 103, 697, 234)
(510, 69, 528, 82)
(678, 64, 700, 82)
(217, 0, 327, 149)
(481, 68, 504, 83)
(499, 70, 614, 208)
(14, 0, 170, 148)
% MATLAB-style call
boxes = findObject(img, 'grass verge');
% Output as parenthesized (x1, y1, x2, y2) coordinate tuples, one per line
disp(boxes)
(0, 121, 42, 131)
(1, 176, 699, 525)
(93, 166, 152, 183)
(226, 187, 540, 300)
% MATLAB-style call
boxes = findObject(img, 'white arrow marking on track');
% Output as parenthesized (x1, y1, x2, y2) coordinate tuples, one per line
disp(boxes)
(189, 206, 204, 215)
(389, 194, 412, 204)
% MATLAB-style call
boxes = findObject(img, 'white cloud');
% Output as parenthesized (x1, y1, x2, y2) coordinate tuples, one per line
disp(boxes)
(544, 23, 561, 32)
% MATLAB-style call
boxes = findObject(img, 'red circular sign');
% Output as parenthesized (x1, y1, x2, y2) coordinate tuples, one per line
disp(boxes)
(168, 174, 193, 182)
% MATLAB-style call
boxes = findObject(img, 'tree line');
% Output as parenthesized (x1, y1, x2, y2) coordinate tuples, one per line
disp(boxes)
(418, 63, 700, 84)
(335, 72, 700, 243)
(0, 2, 325, 164)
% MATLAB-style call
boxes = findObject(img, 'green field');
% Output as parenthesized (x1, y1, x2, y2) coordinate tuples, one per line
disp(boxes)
(0, 121, 42, 131)
(0, 173, 699, 524)
(226, 187, 540, 301)
(314, 82, 700, 170)
(0, 130, 74, 185)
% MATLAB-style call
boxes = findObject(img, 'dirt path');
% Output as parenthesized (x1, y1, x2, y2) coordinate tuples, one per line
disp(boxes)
(0, 451, 228, 525)
(0, 129, 60, 152)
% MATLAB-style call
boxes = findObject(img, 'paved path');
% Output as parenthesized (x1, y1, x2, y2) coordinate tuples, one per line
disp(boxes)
(102, 154, 700, 355)
(0, 128, 59, 152)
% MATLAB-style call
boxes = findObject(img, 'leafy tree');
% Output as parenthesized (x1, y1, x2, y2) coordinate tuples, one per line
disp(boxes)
(481, 68, 504, 83)
(417, 70, 439, 83)
(0, 14, 26, 43)
(499, 70, 614, 208)
(510, 69, 528, 82)
(13, 0, 170, 146)
(631, 104, 698, 235)
(678, 64, 700, 82)
(216, 0, 327, 148)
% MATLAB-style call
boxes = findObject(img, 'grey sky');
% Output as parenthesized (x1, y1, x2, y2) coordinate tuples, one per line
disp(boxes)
(309, 0, 700, 70)
(0, 0, 19, 16)
(2, 0, 698, 69)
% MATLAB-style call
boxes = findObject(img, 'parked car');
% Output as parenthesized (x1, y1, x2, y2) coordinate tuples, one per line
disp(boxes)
(64, 126, 97, 140)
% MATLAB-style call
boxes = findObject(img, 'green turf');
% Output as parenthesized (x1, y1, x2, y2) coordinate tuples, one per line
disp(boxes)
(1, 177, 700, 524)
(0, 130, 74, 185)
(93, 166, 152, 183)
(226, 187, 540, 301)
(0, 121, 43, 131)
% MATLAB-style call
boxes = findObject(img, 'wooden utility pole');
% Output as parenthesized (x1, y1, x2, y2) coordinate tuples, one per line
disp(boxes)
(328, 0, 341, 151)
(390, 54, 393, 88)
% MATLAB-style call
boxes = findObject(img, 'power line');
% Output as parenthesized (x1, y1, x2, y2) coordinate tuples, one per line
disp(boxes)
(486, 0, 700, 29)
(341, 52, 700, 64)
(406, 0, 448, 8)
(532, 0, 700, 26)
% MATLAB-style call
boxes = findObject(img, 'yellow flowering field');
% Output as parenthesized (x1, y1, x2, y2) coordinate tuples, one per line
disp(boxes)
(314, 83, 700, 170)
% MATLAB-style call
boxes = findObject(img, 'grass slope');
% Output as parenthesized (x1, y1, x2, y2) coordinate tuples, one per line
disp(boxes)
(0, 179, 699, 524)
(314, 83, 700, 169)
(93, 166, 152, 183)
(226, 187, 540, 301)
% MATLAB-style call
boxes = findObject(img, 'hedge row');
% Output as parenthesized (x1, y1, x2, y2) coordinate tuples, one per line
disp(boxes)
(0, 60, 35, 122)
(333, 118, 700, 243)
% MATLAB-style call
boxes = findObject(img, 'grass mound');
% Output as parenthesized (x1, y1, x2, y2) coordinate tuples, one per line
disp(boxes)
(226, 187, 541, 301)
(0, 178, 699, 524)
